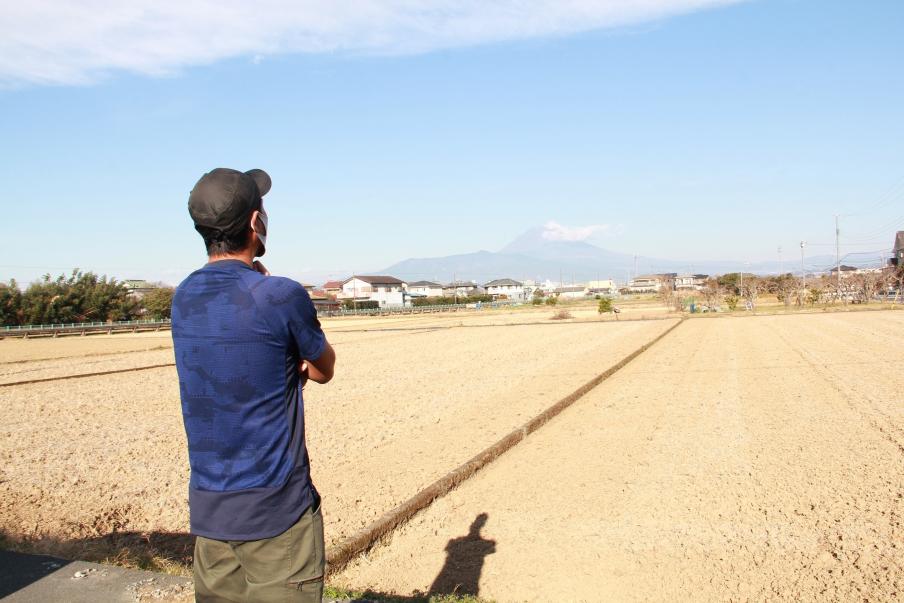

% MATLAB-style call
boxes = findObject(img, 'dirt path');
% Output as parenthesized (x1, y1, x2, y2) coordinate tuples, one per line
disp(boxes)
(334, 312, 904, 601)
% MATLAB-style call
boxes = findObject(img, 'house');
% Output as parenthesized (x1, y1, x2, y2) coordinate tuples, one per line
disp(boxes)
(340, 275, 410, 307)
(826, 265, 860, 278)
(443, 281, 482, 299)
(674, 274, 708, 291)
(628, 275, 664, 293)
(586, 279, 617, 296)
(484, 278, 524, 300)
(310, 292, 340, 312)
(407, 280, 444, 298)
(891, 231, 904, 267)
(554, 285, 588, 299)
(122, 279, 158, 299)
(322, 280, 344, 298)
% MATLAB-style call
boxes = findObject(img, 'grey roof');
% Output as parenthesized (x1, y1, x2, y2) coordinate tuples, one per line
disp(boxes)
(484, 278, 523, 287)
(445, 281, 478, 288)
(345, 275, 406, 286)
(408, 280, 442, 287)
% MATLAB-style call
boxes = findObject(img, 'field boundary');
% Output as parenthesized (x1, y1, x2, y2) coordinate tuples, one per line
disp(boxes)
(0, 363, 175, 387)
(324, 317, 686, 575)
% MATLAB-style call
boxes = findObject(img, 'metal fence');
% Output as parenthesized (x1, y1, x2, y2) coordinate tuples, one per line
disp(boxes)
(0, 319, 172, 339)
(0, 300, 527, 337)
(318, 300, 522, 318)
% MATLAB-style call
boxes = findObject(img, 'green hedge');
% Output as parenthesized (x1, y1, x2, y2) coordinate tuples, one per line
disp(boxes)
(413, 295, 493, 307)
(341, 299, 379, 310)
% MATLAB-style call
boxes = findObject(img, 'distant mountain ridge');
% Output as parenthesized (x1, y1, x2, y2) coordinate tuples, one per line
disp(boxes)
(380, 226, 862, 284)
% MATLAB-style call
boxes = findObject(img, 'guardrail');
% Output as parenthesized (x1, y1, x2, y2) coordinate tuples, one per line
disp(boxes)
(318, 300, 522, 318)
(0, 301, 527, 337)
(0, 319, 172, 339)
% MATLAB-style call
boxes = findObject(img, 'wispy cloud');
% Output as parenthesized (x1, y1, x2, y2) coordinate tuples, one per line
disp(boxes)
(1, 1, 740, 87)
(542, 220, 610, 242)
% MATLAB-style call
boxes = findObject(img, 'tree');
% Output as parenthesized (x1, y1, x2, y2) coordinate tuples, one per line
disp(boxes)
(716, 273, 742, 295)
(893, 264, 904, 304)
(598, 297, 613, 315)
(17, 270, 140, 325)
(0, 280, 23, 326)
(701, 278, 723, 311)
(142, 287, 176, 319)
(739, 277, 761, 310)
(764, 273, 799, 307)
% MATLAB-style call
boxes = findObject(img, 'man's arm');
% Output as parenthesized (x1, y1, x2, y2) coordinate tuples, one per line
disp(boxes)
(300, 341, 335, 384)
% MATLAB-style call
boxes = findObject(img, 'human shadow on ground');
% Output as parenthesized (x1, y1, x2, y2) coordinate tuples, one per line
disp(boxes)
(2, 517, 499, 601)
(427, 512, 496, 597)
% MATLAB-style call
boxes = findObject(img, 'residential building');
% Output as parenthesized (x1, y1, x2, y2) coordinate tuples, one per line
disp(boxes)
(826, 265, 860, 278)
(891, 231, 904, 267)
(555, 285, 588, 299)
(521, 279, 541, 300)
(407, 280, 444, 297)
(674, 274, 708, 291)
(122, 279, 158, 299)
(586, 279, 617, 295)
(443, 280, 482, 298)
(339, 275, 410, 307)
(322, 280, 344, 298)
(628, 275, 664, 293)
(484, 278, 524, 300)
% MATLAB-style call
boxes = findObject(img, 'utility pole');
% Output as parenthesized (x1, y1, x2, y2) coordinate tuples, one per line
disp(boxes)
(633, 254, 638, 279)
(800, 241, 806, 289)
(778, 246, 783, 275)
(835, 214, 841, 295)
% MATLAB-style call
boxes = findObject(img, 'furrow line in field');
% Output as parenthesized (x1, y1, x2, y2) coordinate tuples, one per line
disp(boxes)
(324, 317, 685, 576)
(0, 345, 173, 366)
(0, 363, 176, 387)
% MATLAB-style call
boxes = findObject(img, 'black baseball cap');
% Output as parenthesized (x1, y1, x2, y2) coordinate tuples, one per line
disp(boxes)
(188, 168, 271, 236)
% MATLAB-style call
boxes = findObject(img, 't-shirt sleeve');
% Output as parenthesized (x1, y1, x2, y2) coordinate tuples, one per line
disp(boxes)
(264, 278, 326, 361)
(290, 288, 326, 361)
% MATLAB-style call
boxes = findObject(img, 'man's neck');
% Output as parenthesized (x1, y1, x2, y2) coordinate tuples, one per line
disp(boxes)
(208, 249, 254, 266)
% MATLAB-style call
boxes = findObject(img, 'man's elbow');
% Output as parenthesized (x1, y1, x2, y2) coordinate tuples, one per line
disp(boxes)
(314, 368, 334, 384)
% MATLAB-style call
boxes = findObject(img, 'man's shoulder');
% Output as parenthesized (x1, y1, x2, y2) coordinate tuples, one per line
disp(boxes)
(249, 275, 312, 307)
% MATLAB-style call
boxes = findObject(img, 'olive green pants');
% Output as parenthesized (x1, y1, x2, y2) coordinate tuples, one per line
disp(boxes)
(193, 501, 324, 603)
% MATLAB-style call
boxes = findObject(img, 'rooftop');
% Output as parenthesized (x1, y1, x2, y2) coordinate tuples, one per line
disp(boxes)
(484, 278, 523, 287)
(409, 280, 442, 287)
(344, 275, 406, 286)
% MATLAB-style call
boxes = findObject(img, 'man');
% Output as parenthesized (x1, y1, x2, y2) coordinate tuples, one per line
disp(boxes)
(172, 168, 335, 602)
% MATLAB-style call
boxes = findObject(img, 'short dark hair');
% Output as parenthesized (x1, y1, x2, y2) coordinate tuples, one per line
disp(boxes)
(196, 223, 251, 256)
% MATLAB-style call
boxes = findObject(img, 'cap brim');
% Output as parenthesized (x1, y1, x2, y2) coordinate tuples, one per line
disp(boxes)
(245, 169, 272, 197)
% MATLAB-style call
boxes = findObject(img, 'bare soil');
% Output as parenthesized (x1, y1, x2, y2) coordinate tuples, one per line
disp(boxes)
(333, 311, 904, 601)
(0, 312, 676, 572)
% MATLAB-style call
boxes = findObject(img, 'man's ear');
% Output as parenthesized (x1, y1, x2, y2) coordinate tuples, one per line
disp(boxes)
(251, 210, 267, 236)
(250, 210, 267, 257)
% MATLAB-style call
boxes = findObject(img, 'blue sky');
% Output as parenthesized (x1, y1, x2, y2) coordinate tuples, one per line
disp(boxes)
(1, 0, 902, 286)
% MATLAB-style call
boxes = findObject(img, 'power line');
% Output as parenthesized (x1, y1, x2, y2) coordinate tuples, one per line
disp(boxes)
(844, 176, 904, 216)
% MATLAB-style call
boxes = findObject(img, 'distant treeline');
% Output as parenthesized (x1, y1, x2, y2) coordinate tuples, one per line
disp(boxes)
(0, 270, 175, 327)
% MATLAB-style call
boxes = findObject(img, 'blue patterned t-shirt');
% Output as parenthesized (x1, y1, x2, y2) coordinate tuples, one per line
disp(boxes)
(172, 259, 325, 540)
